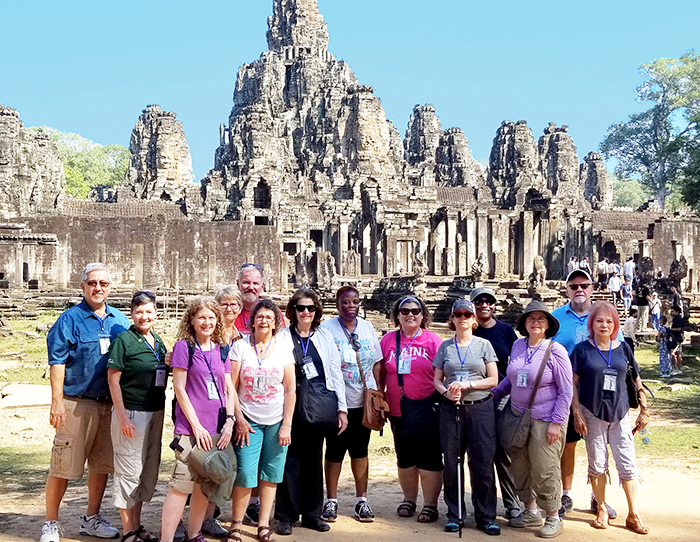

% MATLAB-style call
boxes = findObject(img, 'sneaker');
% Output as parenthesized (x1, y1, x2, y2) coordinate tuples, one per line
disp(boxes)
(444, 522, 459, 533)
(558, 495, 573, 517)
(39, 521, 62, 542)
(174, 521, 186, 542)
(79, 515, 119, 539)
(537, 516, 563, 538)
(245, 501, 260, 526)
(590, 496, 617, 519)
(671, 369, 682, 376)
(660, 373, 671, 378)
(508, 509, 543, 528)
(354, 500, 375, 522)
(505, 508, 522, 520)
(322, 500, 338, 523)
(202, 517, 228, 538)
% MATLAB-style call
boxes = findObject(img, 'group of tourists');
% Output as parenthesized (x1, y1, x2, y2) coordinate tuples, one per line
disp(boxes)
(40, 262, 652, 542)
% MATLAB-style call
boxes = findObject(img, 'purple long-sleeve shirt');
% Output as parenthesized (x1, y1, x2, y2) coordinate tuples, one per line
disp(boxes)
(492, 338, 573, 425)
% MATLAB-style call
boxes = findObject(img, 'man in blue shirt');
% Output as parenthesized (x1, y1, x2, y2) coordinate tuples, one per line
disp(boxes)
(40, 263, 130, 542)
(552, 269, 620, 520)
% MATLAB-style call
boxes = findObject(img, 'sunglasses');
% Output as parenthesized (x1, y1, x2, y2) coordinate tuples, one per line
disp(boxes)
(241, 263, 263, 272)
(452, 310, 474, 319)
(399, 308, 422, 316)
(473, 298, 494, 306)
(85, 280, 111, 288)
(295, 304, 316, 313)
(568, 283, 592, 290)
(348, 332, 361, 352)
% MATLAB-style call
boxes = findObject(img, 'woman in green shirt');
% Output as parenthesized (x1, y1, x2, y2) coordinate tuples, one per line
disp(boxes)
(107, 291, 168, 542)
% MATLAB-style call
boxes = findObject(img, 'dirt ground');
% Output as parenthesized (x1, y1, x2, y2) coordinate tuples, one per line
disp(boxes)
(1, 405, 699, 542)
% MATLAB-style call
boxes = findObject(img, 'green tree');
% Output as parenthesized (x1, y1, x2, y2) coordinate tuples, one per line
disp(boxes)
(600, 51, 700, 209)
(611, 175, 652, 209)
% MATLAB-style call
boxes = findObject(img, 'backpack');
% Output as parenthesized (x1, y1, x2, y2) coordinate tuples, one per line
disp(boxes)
(171, 342, 230, 424)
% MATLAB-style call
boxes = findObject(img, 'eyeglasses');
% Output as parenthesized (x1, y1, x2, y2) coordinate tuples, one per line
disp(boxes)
(473, 298, 494, 306)
(85, 280, 110, 288)
(255, 314, 275, 321)
(399, 308, 422, 316)
(452, 310, 473, 319)
(526, 315, 548, 323)
(295, 304, 317, 313)
(219, 302, 240, 309)
(568, 283, 592, 290)
(348, 332, 361, 352)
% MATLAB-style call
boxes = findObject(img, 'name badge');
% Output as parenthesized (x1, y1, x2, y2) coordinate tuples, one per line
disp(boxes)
(207, 378, 219, 400)
(302, 356, 319, 379)
(99, 333, 111, 355)
(603, 368, 617, 392)
(253, 376, 267, 395)
(398, 354, 412, 375)
(155, 364, 168, 387)
(343, 347, 356, 364)
(517, 369, 529, 388)
(455, 371, 469, 382)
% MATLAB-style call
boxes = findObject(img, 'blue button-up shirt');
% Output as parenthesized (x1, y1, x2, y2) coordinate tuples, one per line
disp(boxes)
(552, 302, 624, 357)
(47, 299, 130, 399)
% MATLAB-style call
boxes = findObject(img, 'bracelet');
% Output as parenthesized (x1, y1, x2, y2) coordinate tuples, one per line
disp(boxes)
(441, 390, 447, 397)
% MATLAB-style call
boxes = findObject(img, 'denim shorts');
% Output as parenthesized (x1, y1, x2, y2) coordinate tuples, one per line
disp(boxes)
(234, 419, 288, 487)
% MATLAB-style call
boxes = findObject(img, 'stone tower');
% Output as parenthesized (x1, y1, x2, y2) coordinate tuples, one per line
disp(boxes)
(123, 104, 194, 203)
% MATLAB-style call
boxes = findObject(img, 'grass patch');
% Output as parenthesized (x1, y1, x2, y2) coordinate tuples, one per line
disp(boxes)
(1, 365, 46, 385)
(0, 445, 51, 495)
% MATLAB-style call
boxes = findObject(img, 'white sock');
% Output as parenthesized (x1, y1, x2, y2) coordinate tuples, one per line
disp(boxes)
(326, 498, 338, 503)
(356, 497, 367, 504)
(248, 497, 260, 505)
(562, 490, 571, 497)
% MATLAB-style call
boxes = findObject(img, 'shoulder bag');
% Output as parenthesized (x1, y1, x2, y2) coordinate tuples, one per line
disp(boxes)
(498, 341, 554, 452)
(355, 344, 389, 431)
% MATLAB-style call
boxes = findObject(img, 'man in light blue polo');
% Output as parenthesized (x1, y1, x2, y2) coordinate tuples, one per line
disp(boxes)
(551, 269, 621, 520)
(40, 263, 130, 542)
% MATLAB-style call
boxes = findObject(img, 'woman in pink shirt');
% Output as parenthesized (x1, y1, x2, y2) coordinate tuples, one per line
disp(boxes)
(375, 296, 444, 524)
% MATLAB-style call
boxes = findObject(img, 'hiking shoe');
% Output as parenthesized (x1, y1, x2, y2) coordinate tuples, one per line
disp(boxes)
(79, 515, 119, 539)
(245, 501, 260, 526)
(322, 500, 338, 522)
(558, 495, 573, 517)
(537, 516, 563, 538)
(202, 517, 228, 538)
(174, 521, 186, 542)
(354, 500, 375, 522)
(39, 521, 62, 542)
(590, 496, 617, 519)
(509, 509, 543, 528)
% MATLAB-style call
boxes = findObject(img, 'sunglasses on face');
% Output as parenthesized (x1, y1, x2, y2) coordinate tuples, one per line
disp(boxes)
(399, 308, 422, 316)
(295, 304, 316, 313)
(85, 280, 110, 288)
(452, 310, 474, 319)
(241, 263, 263, 272)
(473, 298, 494, 306)
(568, 283, 592, 290)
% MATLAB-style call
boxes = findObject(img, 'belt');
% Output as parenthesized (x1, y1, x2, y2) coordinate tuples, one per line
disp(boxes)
(457, 393, 493, 406)
(67, 395, 111, 403)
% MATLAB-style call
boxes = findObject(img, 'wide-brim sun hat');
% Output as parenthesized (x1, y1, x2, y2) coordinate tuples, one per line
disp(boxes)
(516, 300, 560, 338)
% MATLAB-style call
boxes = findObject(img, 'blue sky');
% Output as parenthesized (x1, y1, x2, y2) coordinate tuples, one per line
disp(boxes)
(2, 0, 698, 181)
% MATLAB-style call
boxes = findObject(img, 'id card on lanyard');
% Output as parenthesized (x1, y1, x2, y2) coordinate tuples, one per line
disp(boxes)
(593, 339, 615, 393)
(96, 313, 110, 354)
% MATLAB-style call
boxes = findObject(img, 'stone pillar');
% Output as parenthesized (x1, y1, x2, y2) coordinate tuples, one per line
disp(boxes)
(208, 241, 216, 291)
(97, 244, 106, 264)
(477, 211, 489, 275)
(640, 240, 653, 259)
(339, 218, 349, 274)
(171, 251, 179, 289)
(466, 216, 476, 270)
(134, 244, 144, 289)
(523, 212, 534, 280)
(14, 242, 23, 288)
(446, 213, 457, 275)
(57, 237, 68, 291)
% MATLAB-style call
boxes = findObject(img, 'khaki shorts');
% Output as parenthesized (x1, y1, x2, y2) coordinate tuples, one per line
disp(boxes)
(49, 397, 113, 480)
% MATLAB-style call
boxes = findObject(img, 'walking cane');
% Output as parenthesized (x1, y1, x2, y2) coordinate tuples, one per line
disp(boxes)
(456, 401, 463, 538)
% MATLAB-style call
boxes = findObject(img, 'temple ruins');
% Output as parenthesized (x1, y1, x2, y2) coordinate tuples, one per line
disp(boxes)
(1, 0, 699, 310)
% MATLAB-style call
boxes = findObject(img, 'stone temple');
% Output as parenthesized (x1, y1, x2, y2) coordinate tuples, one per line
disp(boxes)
(0, 0, 698, 304)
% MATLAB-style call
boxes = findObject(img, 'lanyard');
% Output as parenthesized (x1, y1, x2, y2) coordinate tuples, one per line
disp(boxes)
(401, 328, 420, 356)
(525, 339, 545, 365)
(242, 308, 251, 329)
(94, 312, 106, 333)
(144, 334, 160, 362)
(195, 339, 213, 371)
(340, 319, 358, 349)
(592, 338, 612, 367)
(453, 337, 473, 369)
(253, 336, 273, 367)
(297, 330, 313, 357)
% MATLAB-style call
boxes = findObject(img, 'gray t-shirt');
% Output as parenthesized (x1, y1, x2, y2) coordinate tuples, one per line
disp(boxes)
(433, 336, 498, 401)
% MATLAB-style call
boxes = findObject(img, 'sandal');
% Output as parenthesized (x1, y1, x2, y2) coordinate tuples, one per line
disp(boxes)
(397, 500, 417, 518)
(121, 532, 144, 542)
(625, 514, 649, 535)
(136, 526, 157, 542)
(592, 506, 609, 529)
(417, 505, 439, 523)
(227, 521, 243, 542)
(258, 525, 276, 542)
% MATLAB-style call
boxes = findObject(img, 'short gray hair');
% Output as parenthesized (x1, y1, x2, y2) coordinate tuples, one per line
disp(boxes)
(215, 286, 242, 305)
(237, 263, 264, 282)
(81, 262, 111, 282)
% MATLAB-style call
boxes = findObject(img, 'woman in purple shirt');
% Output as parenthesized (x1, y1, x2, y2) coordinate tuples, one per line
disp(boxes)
(493, 301, 572, 539)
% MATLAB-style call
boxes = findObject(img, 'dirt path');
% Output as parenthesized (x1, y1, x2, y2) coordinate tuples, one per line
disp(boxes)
(1, 405, 699, 542)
